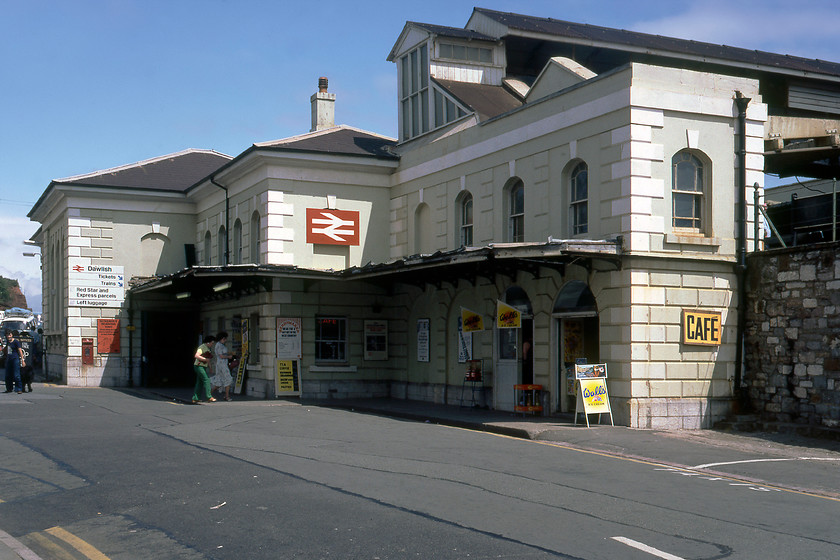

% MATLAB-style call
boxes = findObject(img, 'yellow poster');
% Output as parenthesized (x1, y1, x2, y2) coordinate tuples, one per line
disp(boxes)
(275, 359, 301, 396)
(461, 308, 484, 332)
(496, 300, 521, 329)
(580, 378, 610, 414)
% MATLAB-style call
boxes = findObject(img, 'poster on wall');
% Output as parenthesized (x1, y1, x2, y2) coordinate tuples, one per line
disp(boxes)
(276, 318, 302, 359)
(234, 318, 249, 395)
(275, 359, 301, 397)
(364, 320, 388, 360)
(457, 316, 472, 363)
(460, 308, 484, 332)
(417, 319, 430, 362)
(97, 318, 120, 354)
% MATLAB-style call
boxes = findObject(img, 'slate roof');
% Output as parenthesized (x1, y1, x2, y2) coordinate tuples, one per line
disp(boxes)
(433, 78, 522, 121)
(473, 7, 840, 79)
(404, 21, 496, 43)
(254, 126, 398, 159)
(53, 149, 232, 192)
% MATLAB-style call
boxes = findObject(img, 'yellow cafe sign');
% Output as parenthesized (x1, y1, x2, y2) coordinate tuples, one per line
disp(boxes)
(682, 310, 722, 346)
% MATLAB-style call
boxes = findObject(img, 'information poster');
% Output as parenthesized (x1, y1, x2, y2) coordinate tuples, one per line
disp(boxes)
(364, 320, 388, 360)
(234, 318, 249, 394)
(417, 319, 430, 362)
(276, 318, 302, 359)
(97, 318, 120, 354)
(275, 359, 301, 396)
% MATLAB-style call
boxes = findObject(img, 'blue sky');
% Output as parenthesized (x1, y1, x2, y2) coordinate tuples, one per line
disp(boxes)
(2, 0, 839, 314)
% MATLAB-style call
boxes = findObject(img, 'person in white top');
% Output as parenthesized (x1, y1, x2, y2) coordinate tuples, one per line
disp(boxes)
(210, 332, 234, 401)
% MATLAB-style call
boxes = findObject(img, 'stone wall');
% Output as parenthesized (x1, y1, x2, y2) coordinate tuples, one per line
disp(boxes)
(745, 242, 840, 427)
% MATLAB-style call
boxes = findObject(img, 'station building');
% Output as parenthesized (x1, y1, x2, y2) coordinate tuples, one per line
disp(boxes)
(28, 8, 840, 428)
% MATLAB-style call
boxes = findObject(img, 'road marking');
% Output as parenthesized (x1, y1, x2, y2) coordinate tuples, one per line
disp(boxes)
(611, 536, 686, 559)
(0, 528, 44, 560)
(693, 457, 840, 469)
(46, 526, 111, 560)
(466, 430, 840, 502)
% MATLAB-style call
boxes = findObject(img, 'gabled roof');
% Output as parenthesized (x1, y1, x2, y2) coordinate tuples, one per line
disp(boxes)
(255, 125, 397, 159)
(53, 149, 232, 192)
(433, 78, 522, 122)
(387, 21, 496, 61)
(471, 7, 840, 80)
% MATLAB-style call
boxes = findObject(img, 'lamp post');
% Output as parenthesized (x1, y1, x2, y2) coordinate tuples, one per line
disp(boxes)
(22, 251, 45, 380)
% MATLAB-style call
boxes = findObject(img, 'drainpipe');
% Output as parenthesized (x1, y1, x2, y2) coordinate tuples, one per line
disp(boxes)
(210, 178, 229, 266)
(734, 92, 751, 408)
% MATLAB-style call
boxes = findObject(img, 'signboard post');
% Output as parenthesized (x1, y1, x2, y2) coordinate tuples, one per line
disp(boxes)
(234, 319, 249, 395)
(573, 364, 614, 427)
(275, 318, 302, 397)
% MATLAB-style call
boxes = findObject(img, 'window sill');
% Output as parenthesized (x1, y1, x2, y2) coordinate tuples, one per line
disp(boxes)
(665, 233, 720, 246)
(309, 364, 358, 373)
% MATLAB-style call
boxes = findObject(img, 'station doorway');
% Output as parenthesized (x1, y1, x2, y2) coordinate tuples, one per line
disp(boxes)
(553, 281, 599, 413)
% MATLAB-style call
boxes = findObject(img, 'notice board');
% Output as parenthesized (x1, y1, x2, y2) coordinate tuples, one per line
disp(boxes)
(97, 319, 120, 354)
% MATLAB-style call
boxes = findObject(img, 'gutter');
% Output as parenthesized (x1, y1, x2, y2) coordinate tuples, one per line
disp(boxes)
(210, 178, 229, 266)
(734, 91, 751, 408)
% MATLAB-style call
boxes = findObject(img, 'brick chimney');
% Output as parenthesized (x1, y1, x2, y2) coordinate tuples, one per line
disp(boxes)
(310, 77, 335, 132)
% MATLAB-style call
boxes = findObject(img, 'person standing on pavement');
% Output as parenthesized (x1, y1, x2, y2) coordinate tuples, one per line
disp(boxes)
(192, 335, 216, 404)
(4, 330, 26, 394)
(210, 332, 234, 401)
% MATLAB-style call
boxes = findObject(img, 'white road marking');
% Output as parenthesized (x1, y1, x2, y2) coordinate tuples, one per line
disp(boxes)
(693, 457, 840, 469)
(611, 536, 686, 560)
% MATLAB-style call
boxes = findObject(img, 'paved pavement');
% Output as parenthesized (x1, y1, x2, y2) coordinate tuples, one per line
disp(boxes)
(3, 380, 840, 559)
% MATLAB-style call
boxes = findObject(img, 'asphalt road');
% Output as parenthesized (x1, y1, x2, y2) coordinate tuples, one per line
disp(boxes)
(0, 386, 838, 559)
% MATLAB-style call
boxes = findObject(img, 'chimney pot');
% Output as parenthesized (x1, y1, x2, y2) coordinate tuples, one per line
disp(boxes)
(311, 76, 336, 132)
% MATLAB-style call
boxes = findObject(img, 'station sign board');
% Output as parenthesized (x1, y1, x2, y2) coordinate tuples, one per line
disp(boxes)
(69, 259, 125, 308)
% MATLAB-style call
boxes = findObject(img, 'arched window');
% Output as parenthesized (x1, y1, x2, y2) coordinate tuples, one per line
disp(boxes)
(672, 150, 705, 230)
(232, 219, 242, 264)
(414, 203, 432, 254)
(570, 161, 588, 235)
(203, 231, 212, 265)
(250, 211, 261, 264)
(217, 225, 226, 265)
(458, 192, 473, 247)
(507, 179, 524, 242)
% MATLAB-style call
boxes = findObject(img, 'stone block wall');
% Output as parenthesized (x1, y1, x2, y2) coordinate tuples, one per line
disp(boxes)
(745, 242, 840, 427)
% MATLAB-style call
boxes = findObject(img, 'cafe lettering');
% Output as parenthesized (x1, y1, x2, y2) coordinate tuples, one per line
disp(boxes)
(682, 310, 722, 346)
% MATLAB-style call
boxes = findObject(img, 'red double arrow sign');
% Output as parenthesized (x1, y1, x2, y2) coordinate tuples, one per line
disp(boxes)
(306, 208, 360, 246)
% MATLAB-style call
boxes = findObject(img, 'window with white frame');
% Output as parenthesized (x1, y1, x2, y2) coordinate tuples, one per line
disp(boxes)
(438, 42, 493, 64)
(672, 150, 705, 230)
(315, 317, 347, 362)
(250, 211, 260, 264)
(400, 44, 429, 141)
(570, 161, 588, 235)
(508, 180, 524, 242)
(459, 192, 473, 247)
(232, 219, 242, 264)
(433, 88, 467, 129)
